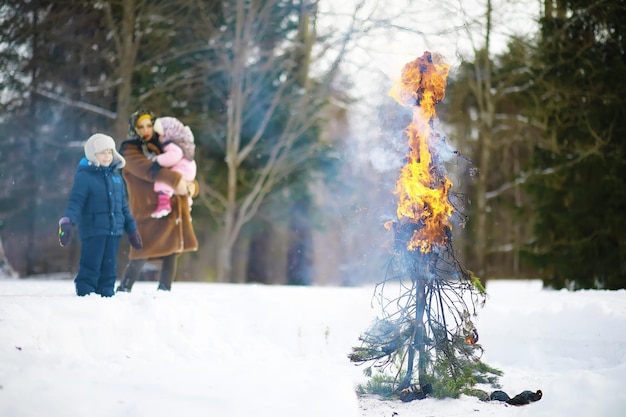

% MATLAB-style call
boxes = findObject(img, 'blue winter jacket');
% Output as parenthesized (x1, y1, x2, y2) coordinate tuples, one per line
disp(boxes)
(64, 158, 137, 239)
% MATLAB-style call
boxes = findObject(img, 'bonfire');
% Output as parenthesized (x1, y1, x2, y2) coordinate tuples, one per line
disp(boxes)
(349, 52, 501, 400)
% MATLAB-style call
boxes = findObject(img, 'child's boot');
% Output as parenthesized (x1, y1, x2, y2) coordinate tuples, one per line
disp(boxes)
(151, 192, 172, 218)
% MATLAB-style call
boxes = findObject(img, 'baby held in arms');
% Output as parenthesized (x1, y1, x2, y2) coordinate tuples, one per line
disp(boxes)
(149, 117, 197, 218)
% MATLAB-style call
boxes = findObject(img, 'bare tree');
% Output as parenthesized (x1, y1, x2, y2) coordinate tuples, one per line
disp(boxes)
(444, 0, 541, 281)
(191, 0, 361, 282)
(100, 0, 142, 139)
(29, 0, 208, 139)
(100, 0, 208, 139)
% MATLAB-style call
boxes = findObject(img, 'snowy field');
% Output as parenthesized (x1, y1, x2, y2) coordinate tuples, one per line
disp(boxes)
(0, 278, 625, 417)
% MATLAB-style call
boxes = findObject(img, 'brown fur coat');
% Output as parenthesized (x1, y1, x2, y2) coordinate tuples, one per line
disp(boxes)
(120, 138, 198, 260)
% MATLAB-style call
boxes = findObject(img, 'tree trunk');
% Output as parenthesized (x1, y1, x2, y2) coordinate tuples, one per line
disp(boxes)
(246, 225, 270, 284)
(0, 235, 18, 279)
(25, 6, 40, 276)
(284, 2, 316, 286)
(216, 202, 236, 282)
(475, 128, 493, 282)
(216, 87, 241, 282)
(471, 0, 494, 285)
(112, 0, 139, 140)
(286, 197, 313, 285)
(216, 0, 248, 283)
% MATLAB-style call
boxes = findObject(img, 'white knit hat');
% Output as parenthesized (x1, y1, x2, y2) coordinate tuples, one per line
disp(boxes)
(84, 133, 126, 168)
(153, 117, 196, 160)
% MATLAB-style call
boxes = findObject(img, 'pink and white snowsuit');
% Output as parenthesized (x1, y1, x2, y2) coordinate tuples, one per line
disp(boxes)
(151, 117, 197, 218)
(154, 142, 197, 198)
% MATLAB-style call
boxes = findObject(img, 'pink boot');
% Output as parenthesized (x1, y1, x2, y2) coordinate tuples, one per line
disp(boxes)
(151, 193, 172, 218)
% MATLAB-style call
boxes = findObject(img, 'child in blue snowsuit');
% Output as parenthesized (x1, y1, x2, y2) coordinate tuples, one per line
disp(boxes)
(58, 133, 143, 296)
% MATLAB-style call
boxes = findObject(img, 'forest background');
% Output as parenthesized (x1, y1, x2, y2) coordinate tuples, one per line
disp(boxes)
(0, 0, 624, 290)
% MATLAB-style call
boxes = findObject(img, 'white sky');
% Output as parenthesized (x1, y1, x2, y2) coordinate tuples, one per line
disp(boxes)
(317, 0, 541, 177)
(319, 0, 541, 78)
(1, 278, 625, 417)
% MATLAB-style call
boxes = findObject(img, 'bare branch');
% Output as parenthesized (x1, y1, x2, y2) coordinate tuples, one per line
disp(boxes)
(31, 88, 117, 119)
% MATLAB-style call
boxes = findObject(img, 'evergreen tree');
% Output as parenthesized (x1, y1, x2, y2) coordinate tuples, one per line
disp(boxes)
(525, 0, 626, 289)
(0, 1, 110, 274)
(444, 39, 541, 280)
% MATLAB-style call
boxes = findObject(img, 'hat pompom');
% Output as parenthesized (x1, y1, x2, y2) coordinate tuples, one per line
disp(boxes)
(154, 118, 163, 136)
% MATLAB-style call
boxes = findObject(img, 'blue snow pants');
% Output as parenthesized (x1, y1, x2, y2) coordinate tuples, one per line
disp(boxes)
(74, 235, 120, 297)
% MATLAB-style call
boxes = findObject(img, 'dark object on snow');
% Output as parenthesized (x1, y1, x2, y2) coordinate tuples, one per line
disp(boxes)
(488, 389, 542, 405)
(507, 390, 542, 405)
(399, 383, 432, 402)
(489, 390, 511, 401)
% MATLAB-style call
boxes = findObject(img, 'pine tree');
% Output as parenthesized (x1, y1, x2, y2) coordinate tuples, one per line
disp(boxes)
(524, 0, 626, 289)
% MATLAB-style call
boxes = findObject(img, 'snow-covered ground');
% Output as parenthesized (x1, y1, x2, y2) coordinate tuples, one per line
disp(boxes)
(0, 278, 624, 417)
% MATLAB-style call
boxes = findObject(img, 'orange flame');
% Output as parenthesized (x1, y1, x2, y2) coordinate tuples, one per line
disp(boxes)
(385, 52, 453, 253)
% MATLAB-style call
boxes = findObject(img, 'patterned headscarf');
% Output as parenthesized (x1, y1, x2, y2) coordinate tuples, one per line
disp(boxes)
(153, 117, 196, 161)
(127, 109, 156, 141)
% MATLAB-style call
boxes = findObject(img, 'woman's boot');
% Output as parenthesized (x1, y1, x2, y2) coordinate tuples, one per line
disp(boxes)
(116, 259, 146, 292)
(116, 276, 134, 292)
(157, 254, 178, 291)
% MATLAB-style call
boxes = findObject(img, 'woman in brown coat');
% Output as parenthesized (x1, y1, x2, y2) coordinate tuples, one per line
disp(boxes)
(116, 110, 199, 292)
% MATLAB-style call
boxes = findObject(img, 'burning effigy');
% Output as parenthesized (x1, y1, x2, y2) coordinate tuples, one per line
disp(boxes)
(349, 52, 502, 400)
(384, 51, 454, 253)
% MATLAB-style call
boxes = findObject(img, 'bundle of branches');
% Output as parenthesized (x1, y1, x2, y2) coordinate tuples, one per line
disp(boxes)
(349, 231, 502, 399)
